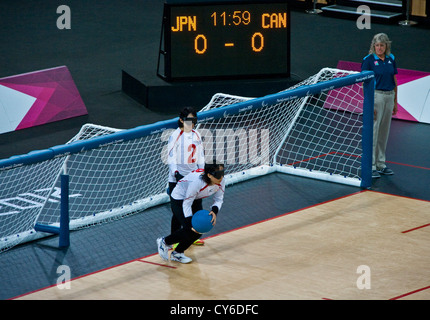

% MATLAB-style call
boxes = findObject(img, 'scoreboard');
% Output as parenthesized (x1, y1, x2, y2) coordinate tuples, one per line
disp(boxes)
(158, 0, 290, 80)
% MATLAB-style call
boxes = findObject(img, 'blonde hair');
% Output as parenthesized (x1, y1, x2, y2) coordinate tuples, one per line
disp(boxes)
(369, 33, 392, 56)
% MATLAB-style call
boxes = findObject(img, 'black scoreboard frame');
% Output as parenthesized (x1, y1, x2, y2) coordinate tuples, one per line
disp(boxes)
(157, 0, 291, 81)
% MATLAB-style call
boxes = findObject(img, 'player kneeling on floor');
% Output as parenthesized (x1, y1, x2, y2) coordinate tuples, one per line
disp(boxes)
(157, 162, 225, 264)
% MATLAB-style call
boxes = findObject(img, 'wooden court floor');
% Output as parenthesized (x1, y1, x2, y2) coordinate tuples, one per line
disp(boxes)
(17, 190, 430, 300)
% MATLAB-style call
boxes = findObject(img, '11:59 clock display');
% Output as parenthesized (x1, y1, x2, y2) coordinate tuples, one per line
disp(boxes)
(160, 1, 290, 80)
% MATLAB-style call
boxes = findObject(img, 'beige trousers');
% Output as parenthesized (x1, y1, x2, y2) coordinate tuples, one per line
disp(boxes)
(373, 90, 395, 171)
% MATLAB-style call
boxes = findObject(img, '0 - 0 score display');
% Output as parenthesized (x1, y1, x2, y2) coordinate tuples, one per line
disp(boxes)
(178, 11, 270, 54)
(162, 1, 290, 80)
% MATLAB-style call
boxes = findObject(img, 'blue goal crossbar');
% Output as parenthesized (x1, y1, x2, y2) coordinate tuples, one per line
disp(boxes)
(0, 71, 375, 188)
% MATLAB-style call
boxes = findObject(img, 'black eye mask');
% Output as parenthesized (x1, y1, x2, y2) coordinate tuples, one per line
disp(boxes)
(183, 117, 197, 125)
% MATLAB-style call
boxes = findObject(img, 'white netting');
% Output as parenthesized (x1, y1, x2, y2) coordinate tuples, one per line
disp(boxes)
(197, 68, 363, 183)
(0, 68, 370, 252)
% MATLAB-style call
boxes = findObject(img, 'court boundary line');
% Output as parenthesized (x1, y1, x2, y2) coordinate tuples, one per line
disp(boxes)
(203, 190, 366, 242)
(8, 255, 155, 300)
(386, 160, 430, 171)
(137, 259, 177, 269)
(369, 190, 430, 234)
(10, 189, 428, 300)
(389, 285, 430, 300)
(287, 152, 430, 171)
(402, 223, 430, 233)
(9, 190, 364, 300)
(323, 284, 430, 301)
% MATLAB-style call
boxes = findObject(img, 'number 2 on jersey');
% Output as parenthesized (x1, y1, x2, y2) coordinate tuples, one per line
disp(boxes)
(188, 144, 197, 163)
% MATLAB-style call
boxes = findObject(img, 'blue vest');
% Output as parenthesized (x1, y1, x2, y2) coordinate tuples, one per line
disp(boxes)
(361, 53, 398, 91)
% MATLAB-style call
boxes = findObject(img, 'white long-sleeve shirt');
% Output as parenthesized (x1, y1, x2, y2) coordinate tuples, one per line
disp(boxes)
(167, 128, 205, 183)
(171, 170, 225, 218)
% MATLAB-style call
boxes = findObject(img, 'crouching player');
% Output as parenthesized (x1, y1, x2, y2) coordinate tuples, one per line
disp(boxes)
(157, 163, 225, 263)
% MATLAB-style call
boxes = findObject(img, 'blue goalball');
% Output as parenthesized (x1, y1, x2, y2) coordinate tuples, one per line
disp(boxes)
(192, 210, 213, 233)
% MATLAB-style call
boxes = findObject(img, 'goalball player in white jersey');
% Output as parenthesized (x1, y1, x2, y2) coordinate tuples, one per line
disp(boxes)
(167, 107, 205, 243)
(157, 163, 225, 264)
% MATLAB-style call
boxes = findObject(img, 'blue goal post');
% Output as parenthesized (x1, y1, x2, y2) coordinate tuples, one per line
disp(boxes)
(0, 70, 374, 179)
(0, 69, 374, 252)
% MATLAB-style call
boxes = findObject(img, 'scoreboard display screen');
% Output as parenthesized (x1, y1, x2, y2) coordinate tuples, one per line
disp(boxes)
(160, 0, 290, 80)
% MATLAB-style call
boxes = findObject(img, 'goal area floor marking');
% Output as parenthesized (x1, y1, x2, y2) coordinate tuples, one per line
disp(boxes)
(16, 191, 430, 300)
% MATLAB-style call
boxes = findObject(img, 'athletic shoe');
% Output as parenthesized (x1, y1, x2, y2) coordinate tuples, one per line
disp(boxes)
(378, 167, 394, 175)
(372, 170, 381, 178)
(156, 237, 169, 261)
(193, 239, 205, 246)
(170, 251, 193, 264)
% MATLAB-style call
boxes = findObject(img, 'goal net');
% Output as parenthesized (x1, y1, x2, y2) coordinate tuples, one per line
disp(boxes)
(0, 68, 374, 252)
(198, 67, 374, 185)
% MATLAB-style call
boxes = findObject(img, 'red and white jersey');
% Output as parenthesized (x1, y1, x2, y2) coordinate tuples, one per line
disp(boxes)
(167, 128, 205, 183)
(171, 170, 225, 218)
